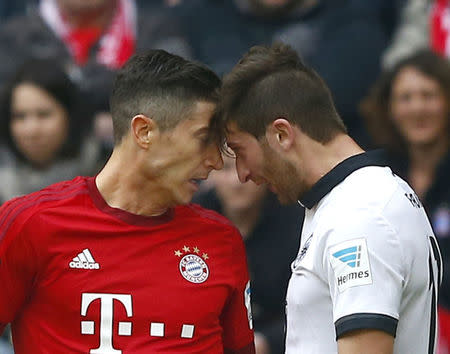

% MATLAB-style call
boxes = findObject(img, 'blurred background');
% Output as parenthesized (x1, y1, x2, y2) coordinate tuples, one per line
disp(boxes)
(0, 1, 448, 353)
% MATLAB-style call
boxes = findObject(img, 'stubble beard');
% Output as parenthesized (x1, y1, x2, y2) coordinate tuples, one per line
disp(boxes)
(263, 153, 301, 205)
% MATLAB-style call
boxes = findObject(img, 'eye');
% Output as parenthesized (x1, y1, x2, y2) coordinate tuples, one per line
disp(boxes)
(198, 134, 210, 146)
(36, 109, 53, 119)
(11, 112, 26, 121)
(422, 90, 439, 101)
(396, 92, 412, 103)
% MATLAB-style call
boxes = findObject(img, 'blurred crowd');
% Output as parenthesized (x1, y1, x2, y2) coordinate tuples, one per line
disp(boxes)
(0, 0, 449, 353)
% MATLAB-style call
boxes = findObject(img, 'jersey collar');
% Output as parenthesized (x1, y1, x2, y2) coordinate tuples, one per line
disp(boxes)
(87, 176, 175, 226)
(299, 150, 387, 209)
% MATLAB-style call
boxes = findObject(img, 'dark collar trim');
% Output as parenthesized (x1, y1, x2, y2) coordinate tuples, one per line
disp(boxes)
(299, 150, 387, 209)
(87, 176, 174, 226)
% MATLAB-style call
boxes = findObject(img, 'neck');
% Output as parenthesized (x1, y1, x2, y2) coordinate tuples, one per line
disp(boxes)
(95, 148, 170, 217)
(299, 133, 364, 190)
(408, 138, 448, 171)
(59, 0, 118, 29)
(407, 138, 449, 198)
(222, 202, 263, 239)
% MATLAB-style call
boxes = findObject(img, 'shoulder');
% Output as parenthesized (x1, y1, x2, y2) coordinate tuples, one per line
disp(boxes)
(0, 11, 48, 37)
(176, 204, 241, 239)
(324, 166, 403, 218)
(314, 167, 410, 239)
(178, 203, 235, 227)
(316, 167, 430, 251)
(0, 177, 89, 240)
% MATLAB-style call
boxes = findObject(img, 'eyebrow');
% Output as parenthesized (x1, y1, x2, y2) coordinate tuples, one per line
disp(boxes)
(194, 127, 209, 136)
(225, 141, 239, 151)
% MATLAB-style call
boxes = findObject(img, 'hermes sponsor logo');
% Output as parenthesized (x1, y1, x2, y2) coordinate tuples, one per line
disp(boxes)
(329, 238, 372, 292)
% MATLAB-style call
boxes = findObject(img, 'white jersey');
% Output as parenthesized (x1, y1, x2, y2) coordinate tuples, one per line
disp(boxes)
(286, 151, 442, 354)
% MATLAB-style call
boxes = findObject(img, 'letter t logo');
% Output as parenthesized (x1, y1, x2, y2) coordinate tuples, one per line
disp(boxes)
(81, 293, 133, 354)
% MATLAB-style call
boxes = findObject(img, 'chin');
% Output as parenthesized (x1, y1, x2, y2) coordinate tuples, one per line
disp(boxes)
(177, 193, 195, 206)
(275, 193, 295, 205)
(408, 136, 439, 148)
(176, 198, 191, 206)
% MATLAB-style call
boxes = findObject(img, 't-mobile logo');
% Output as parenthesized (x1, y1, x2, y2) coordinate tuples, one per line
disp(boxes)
(81, 293, 133, 354)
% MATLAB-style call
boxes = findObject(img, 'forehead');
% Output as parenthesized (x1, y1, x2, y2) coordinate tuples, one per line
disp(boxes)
(226, 122, 257, 145)
(176, 101, 216, 130)
(12, 83, 58, 107)
(393, 67, 440, 92)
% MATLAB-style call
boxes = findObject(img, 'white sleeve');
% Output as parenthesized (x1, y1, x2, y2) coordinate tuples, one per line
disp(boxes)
(323, 211, 406, 339)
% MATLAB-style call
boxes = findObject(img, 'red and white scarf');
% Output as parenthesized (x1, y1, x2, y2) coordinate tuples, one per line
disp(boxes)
(40, 0, 137, 69)
(431, 0, 450, 57)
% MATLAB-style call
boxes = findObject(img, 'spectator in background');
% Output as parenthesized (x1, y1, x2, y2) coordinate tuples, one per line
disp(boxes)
(175, 0, 405, 147)
(382, 0, 450, 68)
(193, 155, 303, 354)
(0, 0, 192, 116)
(382, 0, 430, 68)
(0, 59, 102, 204)
(360, 50, 450, 350)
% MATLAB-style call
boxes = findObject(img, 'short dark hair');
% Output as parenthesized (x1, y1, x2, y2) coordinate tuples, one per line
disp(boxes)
(110, 50, 221, 144)
(214, 42, 346, 147)
(0, 58, 89, 162)
(360, 50, 450, 153)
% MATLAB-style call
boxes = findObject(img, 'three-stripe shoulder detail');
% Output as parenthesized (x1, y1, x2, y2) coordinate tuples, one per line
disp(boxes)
(0, 180, 88, 242)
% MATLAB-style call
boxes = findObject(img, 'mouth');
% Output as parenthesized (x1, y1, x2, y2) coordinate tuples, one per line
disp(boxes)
(251, 177, 267, 186)
(189, 177, 207, 189)
(268, 184, 277, 193)
(189, 178, 202, 186)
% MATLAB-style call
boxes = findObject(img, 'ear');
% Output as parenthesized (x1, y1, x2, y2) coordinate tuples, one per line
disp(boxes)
(131, 114, 158, 149)
(265, 118, 295, 152)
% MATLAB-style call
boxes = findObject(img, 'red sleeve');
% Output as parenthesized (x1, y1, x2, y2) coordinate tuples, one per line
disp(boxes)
(0, 198, 38, 328)
(221, 229, 255, 354)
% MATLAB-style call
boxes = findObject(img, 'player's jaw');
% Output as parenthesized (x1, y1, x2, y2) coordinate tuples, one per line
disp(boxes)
(187, 176, 208, 193)
(181, 167, 215, 202)
(260, 155, 300, 205)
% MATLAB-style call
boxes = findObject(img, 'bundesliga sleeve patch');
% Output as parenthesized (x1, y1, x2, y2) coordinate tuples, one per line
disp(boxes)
(244, 281, 253, 330)
(329, 238, 372, 292)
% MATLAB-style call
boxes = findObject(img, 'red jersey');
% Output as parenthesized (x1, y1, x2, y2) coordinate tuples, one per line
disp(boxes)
(0, 177, 255, 354)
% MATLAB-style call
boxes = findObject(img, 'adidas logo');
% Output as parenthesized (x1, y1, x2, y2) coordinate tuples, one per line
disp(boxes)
(332, 245, 361, 268)
(69, 248, 100, 269)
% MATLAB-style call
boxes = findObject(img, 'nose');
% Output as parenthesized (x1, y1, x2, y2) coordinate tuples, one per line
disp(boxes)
(205, 143, 224, 171)
(235, 157, 250, 183)
(409, 95, 427, 111)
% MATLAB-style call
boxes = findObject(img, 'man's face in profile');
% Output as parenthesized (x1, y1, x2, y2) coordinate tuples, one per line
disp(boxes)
(225, 122, 301, 205)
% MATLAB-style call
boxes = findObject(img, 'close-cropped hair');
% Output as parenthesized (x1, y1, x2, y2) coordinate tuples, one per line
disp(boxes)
(214, 42, 346, 148)
(0, 58, 89, 162)
(360, 50, 450, 153)
(110, 50, 221, 144)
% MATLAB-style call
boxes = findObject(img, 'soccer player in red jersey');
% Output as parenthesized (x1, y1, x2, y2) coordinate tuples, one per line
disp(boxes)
(0, 50, 255, 354)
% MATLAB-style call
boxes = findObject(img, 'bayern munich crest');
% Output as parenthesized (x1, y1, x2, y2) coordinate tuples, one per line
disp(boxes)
(175, 246, 209, 284)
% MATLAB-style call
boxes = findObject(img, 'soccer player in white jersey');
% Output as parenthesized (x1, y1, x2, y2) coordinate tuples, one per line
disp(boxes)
(212, 42, 443, 354)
